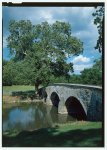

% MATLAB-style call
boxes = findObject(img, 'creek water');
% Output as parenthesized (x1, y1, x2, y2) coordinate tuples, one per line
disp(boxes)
(3, 102, 76, 133)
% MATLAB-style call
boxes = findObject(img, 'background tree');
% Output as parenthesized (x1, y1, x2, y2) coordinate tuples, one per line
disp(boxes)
(69, 74, 82, 84)
(80, 57, 102, 85)
(92, 6, 104, 52)
(3, 58, 102, 86)
(3, 60, 15, 86)
(93, 57, 102, 72)
(7, 20, 83, 91)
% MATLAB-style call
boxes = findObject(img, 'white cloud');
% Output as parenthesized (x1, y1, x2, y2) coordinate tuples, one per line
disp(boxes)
(40, 10, 55, 24)
(71, 55, 93, 74)
(72, 55, 90, 64)
(68, 55, 93, 74)
(74, 64, 93, 72)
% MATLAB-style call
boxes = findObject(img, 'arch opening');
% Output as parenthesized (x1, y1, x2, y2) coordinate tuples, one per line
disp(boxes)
(65, 96, 87, 120)
(50, 92, 60, 108)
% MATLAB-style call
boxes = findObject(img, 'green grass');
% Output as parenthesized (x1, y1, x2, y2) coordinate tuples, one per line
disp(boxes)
(3, 85, 35, 96)
(2, 121, 103, 147)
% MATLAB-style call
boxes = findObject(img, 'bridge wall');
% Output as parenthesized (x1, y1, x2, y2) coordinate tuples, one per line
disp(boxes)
(42, 84, 102, 121)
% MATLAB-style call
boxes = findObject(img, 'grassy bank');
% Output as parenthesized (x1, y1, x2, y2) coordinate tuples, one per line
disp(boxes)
(3, 85, 37, 103)
(3, 85, 35, 96)
(3, 121, 103, 147)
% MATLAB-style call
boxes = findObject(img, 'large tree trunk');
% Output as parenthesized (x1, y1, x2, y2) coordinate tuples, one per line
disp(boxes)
(35, 82, 39, 95)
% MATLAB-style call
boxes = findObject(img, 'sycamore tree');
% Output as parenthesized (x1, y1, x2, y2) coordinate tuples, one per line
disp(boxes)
(7, 20, 83, 91)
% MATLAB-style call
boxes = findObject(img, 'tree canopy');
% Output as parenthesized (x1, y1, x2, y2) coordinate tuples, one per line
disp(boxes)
(7, 20, 83, 90)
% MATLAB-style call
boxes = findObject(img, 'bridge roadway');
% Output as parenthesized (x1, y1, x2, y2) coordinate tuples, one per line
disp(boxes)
(39, 83, 102, 121)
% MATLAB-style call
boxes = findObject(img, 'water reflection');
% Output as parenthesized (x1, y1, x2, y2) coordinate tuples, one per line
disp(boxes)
(3, 103, 76, 132)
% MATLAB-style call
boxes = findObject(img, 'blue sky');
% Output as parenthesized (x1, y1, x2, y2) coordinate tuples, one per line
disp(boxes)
(2, 6, 101, 74)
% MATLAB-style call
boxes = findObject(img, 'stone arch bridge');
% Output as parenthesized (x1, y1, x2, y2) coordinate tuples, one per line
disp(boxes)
(39, 83, 102, 121)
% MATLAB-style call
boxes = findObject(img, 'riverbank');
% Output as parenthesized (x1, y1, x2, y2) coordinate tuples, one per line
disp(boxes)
(3, 85, 41, 104)
(3, 95, 43, 103)
(3, 121, 103, 147)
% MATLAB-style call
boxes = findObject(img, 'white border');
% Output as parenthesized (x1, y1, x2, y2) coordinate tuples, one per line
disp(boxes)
(0, 0, 106, 2)
(1, 0, 106, 2)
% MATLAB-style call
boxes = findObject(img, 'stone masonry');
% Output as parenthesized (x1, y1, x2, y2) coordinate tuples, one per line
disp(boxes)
(41, 83, 102, 121)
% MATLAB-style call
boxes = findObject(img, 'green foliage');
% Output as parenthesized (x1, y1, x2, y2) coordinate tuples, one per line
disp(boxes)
(6, 20, 83, 88)
(80, 58, 102, 85)
(69, 74, 82, 84)
(7, 20, 34, 61)
(80, 68, 102, 85)
(3, 59, 34, 86)
(3, 57, 102, 86)
(3, 59, 8, 66)
(92, 6, 104, 52)
(93, 57, 102, 71)
(3, 60, 15, 86)
(50, 57, 102, 86)
(5, 19, 102, 87)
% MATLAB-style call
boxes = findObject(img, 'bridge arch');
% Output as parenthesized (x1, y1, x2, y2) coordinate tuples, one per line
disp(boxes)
(45, 83, 102, 121)
(65, 96, 87, 120)
(50, 92, 60, 108)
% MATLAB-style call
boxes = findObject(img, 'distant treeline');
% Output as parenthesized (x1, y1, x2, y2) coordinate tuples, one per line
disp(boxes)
(3, 58, 102, 86)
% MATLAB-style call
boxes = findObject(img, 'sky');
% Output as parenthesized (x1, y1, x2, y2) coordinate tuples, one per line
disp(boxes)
(2, 6, 102, 74)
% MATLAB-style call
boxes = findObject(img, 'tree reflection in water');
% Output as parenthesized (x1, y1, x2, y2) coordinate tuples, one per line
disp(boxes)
(3, 103, 76, 133)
